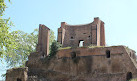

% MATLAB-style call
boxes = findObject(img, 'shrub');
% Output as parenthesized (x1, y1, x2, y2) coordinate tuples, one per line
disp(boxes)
(48, 40, 61, 58)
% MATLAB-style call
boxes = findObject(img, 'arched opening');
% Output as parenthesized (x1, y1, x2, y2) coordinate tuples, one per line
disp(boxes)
(106, 50, 110, 58)
(78, 40, 84, 47)
(17, 78, 22, 81)
(126, 72, 132, 81)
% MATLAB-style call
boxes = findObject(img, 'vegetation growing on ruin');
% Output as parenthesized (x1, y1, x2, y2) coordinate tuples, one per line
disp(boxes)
(131, 79, 137, 81)
(88, 45, 105, 48)
(44, 40, 61, 62)
(59, 47, 71, 50)
(49, 41, 61, 58)
(59, 45, 106, 50)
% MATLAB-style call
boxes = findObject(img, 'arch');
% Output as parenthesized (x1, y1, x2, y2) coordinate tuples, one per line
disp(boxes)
(78, 40, 84, 47)
(126, 72, 132, 81)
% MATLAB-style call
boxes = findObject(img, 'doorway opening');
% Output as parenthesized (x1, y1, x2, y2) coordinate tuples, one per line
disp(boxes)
(106, 50, 110, 58)
(78, 40, 84, 47)
(126, 72, 132, 81)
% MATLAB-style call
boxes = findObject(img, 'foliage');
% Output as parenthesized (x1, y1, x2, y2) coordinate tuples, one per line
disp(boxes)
(0, 0, 56, 68)
(5, 29, 38, 67)
(48, 40, 61, 59)
(0, 0, 6, 16)
(0, 0, 18, 59)
(5, 29, 55, 67)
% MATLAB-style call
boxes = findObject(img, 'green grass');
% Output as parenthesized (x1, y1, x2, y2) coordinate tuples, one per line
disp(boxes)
(59, 47, 71, 50)
(59, 46, 106, 50)
(88, 45, 105, 48)
(131, 79, 137, 81)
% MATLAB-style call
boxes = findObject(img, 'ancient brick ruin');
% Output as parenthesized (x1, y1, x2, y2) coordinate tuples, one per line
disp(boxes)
(58, 17, 105, 47)
(6, 17, 137, 81)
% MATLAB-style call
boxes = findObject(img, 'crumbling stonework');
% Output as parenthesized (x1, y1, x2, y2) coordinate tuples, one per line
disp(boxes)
(6, 17, 137, 81)
(36, 24, 50, 56)
(57, 17, 105, 47)
(6, 67, 28, 81)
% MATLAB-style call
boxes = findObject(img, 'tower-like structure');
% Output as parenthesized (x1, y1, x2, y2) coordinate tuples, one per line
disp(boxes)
(57, 17, 105, 47)
(36, 24, 50, 56)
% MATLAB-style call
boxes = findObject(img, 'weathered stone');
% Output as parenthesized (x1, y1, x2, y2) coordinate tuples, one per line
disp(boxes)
(6, 17, 137, 81)
(6, 67, 28, 81)
(57, 17, 105, 47)
(36, 24, 50, 56)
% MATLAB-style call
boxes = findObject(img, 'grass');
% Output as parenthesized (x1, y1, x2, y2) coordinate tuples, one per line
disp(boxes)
(59, 47, 71, 50)
(88, 45, 105, 48)
(131, 79, 137, 81)
(59, 46, 106, 50)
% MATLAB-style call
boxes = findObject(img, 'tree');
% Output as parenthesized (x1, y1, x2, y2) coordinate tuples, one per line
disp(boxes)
(0, 0, 56, 68)
(5, 29, 55, 67)
(48, 40, 61, 58)
(0, 0, 17, 59)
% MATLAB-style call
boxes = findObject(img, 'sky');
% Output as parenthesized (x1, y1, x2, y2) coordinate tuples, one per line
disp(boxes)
(1, 0, 137, 80)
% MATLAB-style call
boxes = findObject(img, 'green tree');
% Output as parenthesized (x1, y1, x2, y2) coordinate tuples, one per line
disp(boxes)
(0, 0, 17, 59)
(0, 0, 56, 68)
(5, 29, 55, 67)
(48, 40, 61, 58)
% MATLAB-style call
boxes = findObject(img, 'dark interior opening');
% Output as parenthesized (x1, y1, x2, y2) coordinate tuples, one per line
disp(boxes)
(106, 50, 110, 58)
(71, 37, 73, 39)
(130, 52, 132, 57)
(17, 78, 22, 81)
(71, 52, 77, 59)
(126, 72, 132, 81)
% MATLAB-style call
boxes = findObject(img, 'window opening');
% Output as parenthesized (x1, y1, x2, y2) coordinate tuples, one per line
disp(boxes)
(71, 37, 73, 39)
(79, 40, 84, 47)
(106, 50, 110, 58)
(126, 72, 132, 81)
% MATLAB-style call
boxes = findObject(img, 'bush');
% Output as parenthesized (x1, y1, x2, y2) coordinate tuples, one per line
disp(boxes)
(48, 40, 61, 58)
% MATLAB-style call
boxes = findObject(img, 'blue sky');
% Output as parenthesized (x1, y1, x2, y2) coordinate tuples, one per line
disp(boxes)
(1, 0, 137, 80)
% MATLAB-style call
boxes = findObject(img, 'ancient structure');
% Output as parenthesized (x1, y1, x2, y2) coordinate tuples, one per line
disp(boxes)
(6, 17, 137, 81)
(58, 17, 105, 47)
(36, 24, 50, 56)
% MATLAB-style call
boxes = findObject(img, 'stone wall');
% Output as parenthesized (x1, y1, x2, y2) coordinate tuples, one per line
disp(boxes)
(57, 17, 106, 47)
(6, 67, 28, 81)
(36, 24, 50, 56)
(26, 46, 137, 81)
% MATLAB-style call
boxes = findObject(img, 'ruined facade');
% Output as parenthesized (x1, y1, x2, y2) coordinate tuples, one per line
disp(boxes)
(57, 17, 105, 47)
(36, 24, 50, 56)
(6, 17, 137, 81)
